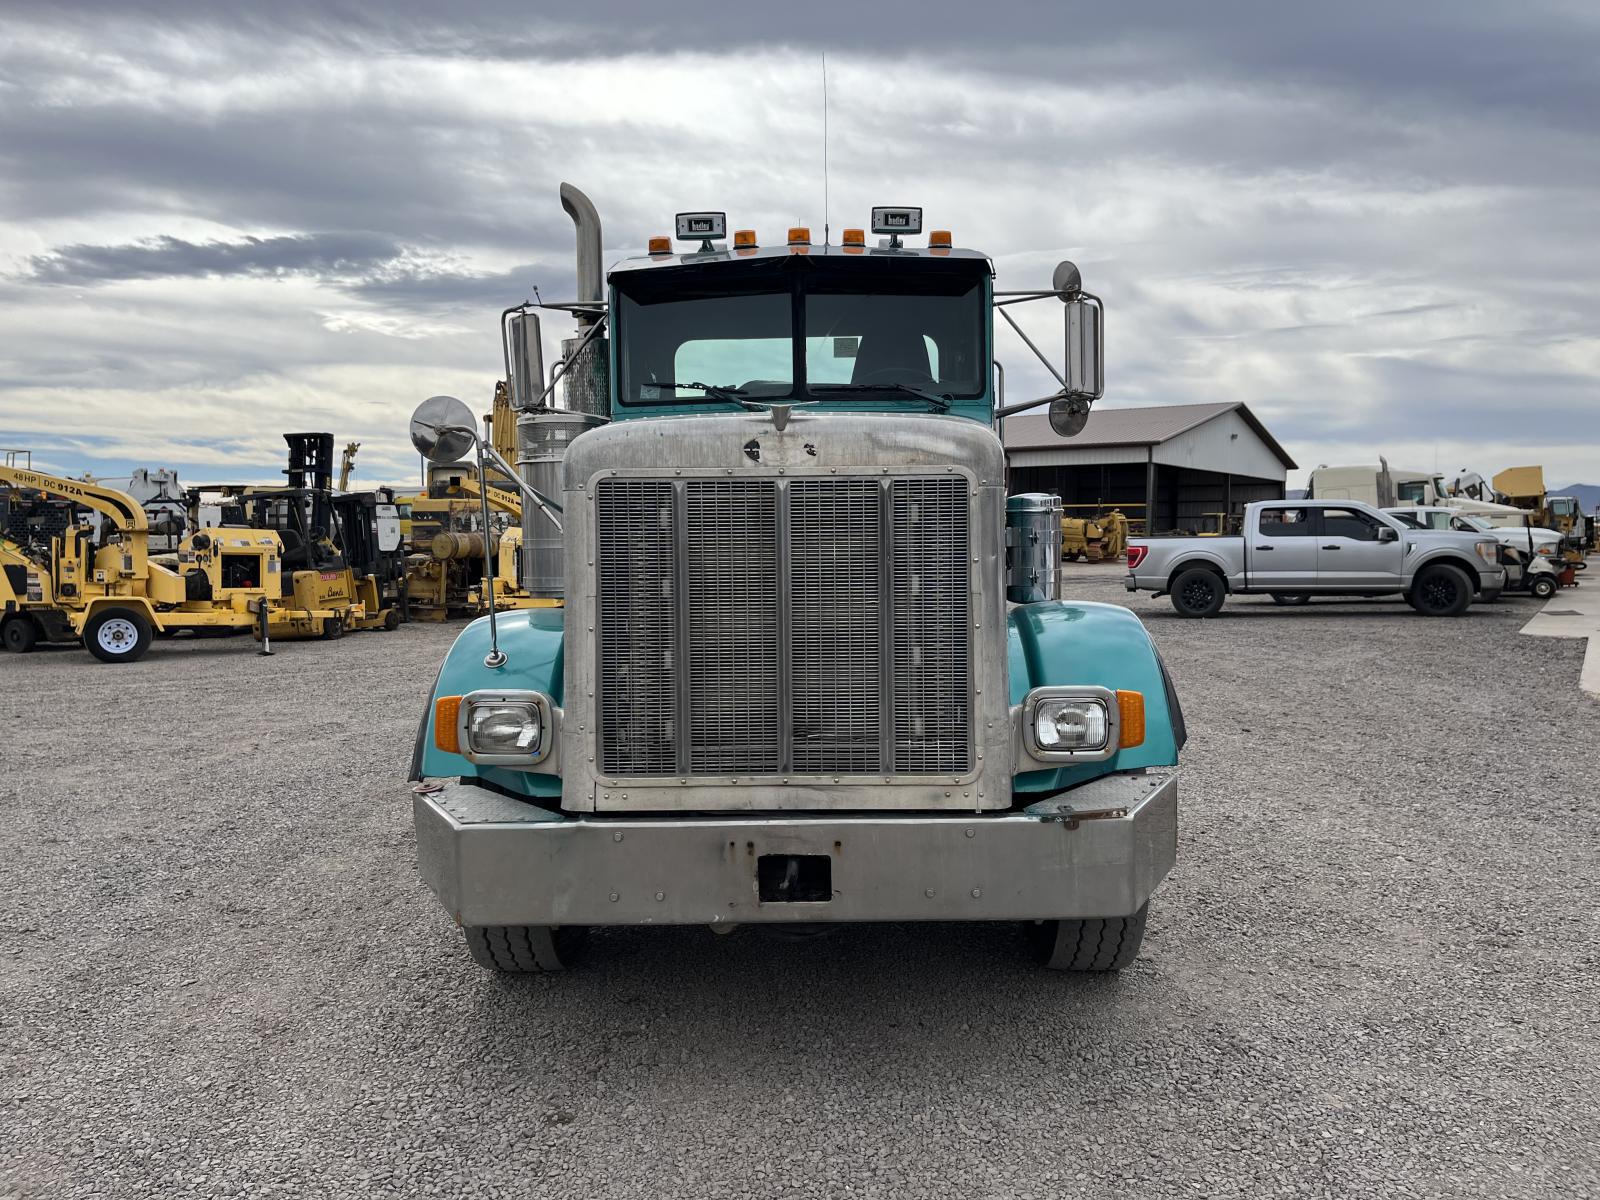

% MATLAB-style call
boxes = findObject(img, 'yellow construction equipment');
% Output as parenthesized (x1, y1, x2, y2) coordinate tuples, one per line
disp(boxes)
(0, 464, 362, 662)
(1060, 508, 1129, 562)
(1492, 465, 1590, 567)
(338, 441, 360, 490)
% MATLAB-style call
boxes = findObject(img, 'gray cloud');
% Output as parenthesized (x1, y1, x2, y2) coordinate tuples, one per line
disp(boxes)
(1, 4, 1598, 487)
(26, 232, 403, 286)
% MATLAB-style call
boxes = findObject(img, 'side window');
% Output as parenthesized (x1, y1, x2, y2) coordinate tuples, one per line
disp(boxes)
(1258, 507, 1316, 537)
(1322, 507, 1381, 541)
(1397, 482, 1427, 504)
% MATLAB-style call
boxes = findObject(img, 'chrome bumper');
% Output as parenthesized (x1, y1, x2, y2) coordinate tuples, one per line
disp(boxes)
(413, 771, 1177, 926)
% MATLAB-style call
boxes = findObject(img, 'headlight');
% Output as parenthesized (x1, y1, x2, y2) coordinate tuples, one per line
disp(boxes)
(1034, 700, 1109, 750)
(1475, 540, 1498, 564)
(446, 690, 554, 765)
(1022, 686, 1122, 761)
(1537, 545, 1555, 556)
(468, 703, 541, 754)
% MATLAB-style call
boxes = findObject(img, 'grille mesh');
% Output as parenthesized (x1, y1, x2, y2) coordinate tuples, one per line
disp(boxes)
(790, 480, 882, 773)
(596, 480, 678, 775)
(595, 475, 971, 778)
(890, 478, 972, 773)
(685, 480, 781, 773)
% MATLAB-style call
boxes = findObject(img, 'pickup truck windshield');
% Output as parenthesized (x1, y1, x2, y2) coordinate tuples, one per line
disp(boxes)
(615, 257, 986, 406)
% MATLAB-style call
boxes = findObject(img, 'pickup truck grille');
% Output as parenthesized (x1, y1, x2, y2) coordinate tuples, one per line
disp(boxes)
(595, 475, 971, 779)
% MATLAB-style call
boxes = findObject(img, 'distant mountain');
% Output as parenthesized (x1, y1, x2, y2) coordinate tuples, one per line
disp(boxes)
(1552, 484, 1600, 510)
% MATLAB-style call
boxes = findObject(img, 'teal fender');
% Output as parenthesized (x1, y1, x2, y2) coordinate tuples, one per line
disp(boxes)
(1008, 600, 1185, 794)
(410, 609, 565, 798)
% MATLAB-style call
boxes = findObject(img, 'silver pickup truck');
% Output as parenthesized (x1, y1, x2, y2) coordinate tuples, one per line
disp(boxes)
(1125, 499, 1506, 617)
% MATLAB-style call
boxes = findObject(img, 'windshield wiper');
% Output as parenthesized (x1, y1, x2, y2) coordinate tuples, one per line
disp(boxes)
(644, 380, 750, 404)
(809, 382, 953, 412)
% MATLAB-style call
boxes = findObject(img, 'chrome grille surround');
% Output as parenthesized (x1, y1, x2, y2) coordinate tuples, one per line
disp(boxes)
(564, 411, 1010, 813)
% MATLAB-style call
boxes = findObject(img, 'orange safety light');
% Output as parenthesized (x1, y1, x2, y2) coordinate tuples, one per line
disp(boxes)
(733, 229, 758, 248)
(928, 230, 953, 248)
(1115, 690, 1146, 749)
(647, 235, 671, 255)
(787, 226, 811, 246)
(434, 696, 463, 753)
(841, 228, 866, 247)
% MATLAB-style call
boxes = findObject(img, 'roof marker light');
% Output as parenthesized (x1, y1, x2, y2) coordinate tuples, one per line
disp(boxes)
(647, 236, 671, 255)
(928, 229, 952, 249)
(787, 226, 812, 246)
(733, 229, 758, 248)
(841, 228, 866, 247)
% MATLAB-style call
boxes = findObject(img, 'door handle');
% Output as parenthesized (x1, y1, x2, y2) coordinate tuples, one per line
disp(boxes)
(1254, 545, 1274, 551)
(1321, 544, 1340, 550)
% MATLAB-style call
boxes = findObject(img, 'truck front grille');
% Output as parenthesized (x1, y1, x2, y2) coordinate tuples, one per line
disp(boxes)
(595, 475, 972, 779)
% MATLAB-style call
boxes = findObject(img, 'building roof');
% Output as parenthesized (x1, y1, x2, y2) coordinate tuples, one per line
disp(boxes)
(1003, 401, 1297, 470)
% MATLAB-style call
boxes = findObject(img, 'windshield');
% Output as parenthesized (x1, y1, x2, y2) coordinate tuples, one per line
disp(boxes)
(1452, 514, 1491, 533)
(615, 256, 987, 406)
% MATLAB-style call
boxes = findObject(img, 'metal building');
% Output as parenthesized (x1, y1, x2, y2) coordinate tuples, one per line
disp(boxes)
(1003, 401, 1296, 535)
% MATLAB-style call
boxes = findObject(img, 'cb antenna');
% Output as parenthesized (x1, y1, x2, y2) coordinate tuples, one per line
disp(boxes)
(822, 52, 830, 246)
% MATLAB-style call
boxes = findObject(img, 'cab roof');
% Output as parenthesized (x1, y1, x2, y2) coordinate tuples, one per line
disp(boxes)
(608, 242, 992, 279)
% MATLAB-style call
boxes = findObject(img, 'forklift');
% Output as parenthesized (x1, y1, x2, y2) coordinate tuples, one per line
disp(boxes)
(189, 433, 405, 634)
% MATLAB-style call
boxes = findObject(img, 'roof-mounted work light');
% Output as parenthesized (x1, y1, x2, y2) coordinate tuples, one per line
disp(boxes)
(871, 206, 922, 249)
(675, 211, 727, 252)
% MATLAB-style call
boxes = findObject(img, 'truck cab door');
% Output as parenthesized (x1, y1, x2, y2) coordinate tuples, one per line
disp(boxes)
(1317, 507, 1405, 586)
(1251, 505, 1320, 588)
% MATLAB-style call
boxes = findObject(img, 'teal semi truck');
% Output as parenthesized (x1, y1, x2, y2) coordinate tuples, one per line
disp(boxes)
(407, 188, 1185, 973)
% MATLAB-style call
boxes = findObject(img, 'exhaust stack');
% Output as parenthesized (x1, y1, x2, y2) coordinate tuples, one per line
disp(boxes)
(558, 182, 610, 421)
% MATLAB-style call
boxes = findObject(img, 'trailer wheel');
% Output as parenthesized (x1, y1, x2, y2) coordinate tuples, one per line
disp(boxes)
(321, 614, 345, 640)
(1408, 563, 1473, 617)
(1531, 575, 1557, 600)
(382, 608, 401, 632)
(2, 615, 39, 653)
(83, 607, 154, 663)
(1170, 568, 1226, 618)
(463, 925, 588, 973)
(1032, 903, 1149, 972)
(1270, 592, 1310, 606)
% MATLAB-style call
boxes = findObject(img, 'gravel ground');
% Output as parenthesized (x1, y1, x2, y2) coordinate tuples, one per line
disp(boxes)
(4, 569, 1599, 1199)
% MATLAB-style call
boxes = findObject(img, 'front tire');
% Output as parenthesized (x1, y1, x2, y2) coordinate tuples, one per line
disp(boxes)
(1170, 567, 1226, 618)
(2, 615, 39, 653)
(1408, 564, 1473, 617)
(1531, 575, 1557, 600)
(83, 607, 154, 663)
(1270, 592, 1310, 606)
(464, 925, 588, 973)
(1033, 904, 1149, 972)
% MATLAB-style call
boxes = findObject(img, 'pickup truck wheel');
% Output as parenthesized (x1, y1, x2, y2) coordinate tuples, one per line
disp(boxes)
(1033, 904, 1148, 972)
(463, 925, 588, 973)
(1170, 568, 1226, 618)
(1409, 563, 1473, 617)
(1531, 575, 1557, 600)
(2, 615, 39, 653)
(1270, 592, 1310, 606)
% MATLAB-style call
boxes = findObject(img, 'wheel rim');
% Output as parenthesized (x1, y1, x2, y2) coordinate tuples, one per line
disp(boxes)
(1421, 576, 1457, 611)
(96, 617, 140, 654)
(1181, 578, 1215, 610)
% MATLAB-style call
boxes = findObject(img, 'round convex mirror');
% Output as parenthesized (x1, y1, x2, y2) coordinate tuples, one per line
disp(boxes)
(1049, 394, 1091, 438)
(410, 395, 478, 463)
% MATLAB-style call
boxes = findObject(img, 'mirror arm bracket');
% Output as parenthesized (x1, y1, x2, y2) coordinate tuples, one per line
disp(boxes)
(995, 305, 1070, 392)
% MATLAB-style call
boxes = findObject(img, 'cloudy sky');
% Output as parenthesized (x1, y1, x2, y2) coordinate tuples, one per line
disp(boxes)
(2, 2, 1597, 490)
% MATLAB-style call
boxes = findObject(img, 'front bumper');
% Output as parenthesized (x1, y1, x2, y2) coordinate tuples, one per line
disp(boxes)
(413, 770, 1177, 926)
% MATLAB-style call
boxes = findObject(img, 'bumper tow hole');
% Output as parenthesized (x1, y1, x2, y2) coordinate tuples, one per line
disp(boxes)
(757, 854, 832, 904)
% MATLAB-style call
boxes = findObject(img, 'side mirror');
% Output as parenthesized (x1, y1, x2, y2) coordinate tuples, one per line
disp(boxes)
(1064, 294, 1103, 403)
(410, 395, 478, 463)
(1378, 526, 1399, 543)
(508, 312, 545, 409)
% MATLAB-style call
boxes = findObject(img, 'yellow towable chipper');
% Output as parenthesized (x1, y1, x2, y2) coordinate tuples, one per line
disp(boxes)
(0, 464, 363, 663)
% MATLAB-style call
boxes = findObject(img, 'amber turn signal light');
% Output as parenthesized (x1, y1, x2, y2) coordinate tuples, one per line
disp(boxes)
(434, 696, 462, 753)
(1116, 691, 1145, 748)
